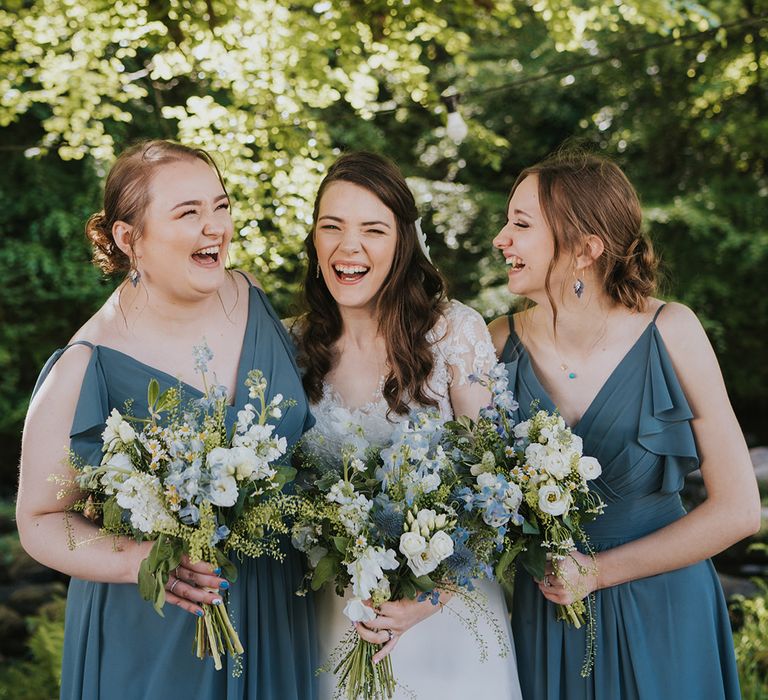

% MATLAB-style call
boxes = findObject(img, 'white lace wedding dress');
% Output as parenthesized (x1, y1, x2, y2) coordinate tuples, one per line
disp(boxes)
(302, 301, 523, 700)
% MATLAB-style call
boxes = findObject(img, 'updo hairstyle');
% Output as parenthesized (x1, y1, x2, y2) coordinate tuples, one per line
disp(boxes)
(85, 140, 226, 275)
(511, 150, 658, 311)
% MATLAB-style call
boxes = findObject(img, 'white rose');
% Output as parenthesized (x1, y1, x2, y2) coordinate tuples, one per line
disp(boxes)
(343, 598, 377, 623)
(208, 474, 239, 507)
(428, 530, 454, 562)
(538, 484, 570, 516)
(578, 456, 602, 481)
(399, 531, 427, 559)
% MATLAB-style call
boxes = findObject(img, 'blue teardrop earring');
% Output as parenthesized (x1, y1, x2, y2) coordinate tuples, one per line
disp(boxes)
(573, 277, 585, 299)
(129, 267, 141, 287)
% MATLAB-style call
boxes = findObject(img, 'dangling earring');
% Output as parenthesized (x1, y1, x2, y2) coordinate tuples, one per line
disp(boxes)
(573, 277, 585, 298)
(316, 263, 320, 279)
(129, 267, 141, 288)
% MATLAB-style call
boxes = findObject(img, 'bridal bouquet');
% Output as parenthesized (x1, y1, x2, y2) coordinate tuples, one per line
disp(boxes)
(446, 365, 605, 638)
(68, 343, 295, 670)
(292, 412, 498, 700)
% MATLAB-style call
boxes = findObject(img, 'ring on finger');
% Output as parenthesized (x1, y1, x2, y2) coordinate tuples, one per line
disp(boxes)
(169, 577, 180, 594)
(544, 575, 551, 587)
(385, 629, 394, 642)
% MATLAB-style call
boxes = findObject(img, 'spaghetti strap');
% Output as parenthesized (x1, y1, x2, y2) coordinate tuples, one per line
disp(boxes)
(652, 303, 666, 323)
(31, 341, 95, 399)
(507, 313, 515, 334)
(65, 340, 95, 351)
(233, 269, 254, 286)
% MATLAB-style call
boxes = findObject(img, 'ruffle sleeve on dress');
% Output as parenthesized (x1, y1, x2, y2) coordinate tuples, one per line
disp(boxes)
(637, 328, 699, 494)
(69, 348, 110, 467)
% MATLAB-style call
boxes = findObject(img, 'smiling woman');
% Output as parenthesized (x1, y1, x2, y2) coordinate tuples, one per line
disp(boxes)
(16, 140, 318, 699)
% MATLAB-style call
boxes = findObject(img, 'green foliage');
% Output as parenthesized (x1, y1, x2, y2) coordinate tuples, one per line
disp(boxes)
(0, 598, 66, 700)
(732, 581, 768, 699)
(1, 0, 767, 497)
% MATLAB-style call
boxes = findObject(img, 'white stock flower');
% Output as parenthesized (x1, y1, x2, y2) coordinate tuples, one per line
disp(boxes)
(577, 456, 602, 481)
(343, 598, 377, 623)
(100, 452, 135, 494)
(428, 530, 454, 562)
(538, 484, 570, 516)
(347, 546, 397, 599)
(115, 473, 175, 533)
(101, 408, 124, 448)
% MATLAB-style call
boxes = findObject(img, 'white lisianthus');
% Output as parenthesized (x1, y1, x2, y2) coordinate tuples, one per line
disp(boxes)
(428, 530, 454, 562)
(228, 446, 259, 480)
(343, 598, 377, 623)
(416, 509, 437, 532)
(538, 484, 570, 516)
(420, 472, 441, 493)
(399, 531, 427, 560)
(503, 482, 523, 513)
(100, 452, 135, 494)
(117, 420, 136, 444)
(101, 408, 124, 449)
(470, 450, 496, 476)
(207, 446, 233, 475)
(208, 473, 239, 507)
(407, 550, 439, 577)
(577, 456, 602, 481)
(476, 472, 497, 491)
(513, 420, 531, 439)
(541, 450, 571, 480)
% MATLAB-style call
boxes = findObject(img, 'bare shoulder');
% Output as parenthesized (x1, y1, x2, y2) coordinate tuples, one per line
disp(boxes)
(488, 316, 510, 356)
(232, 268, 263, 290)
(654, 300, 711, 358)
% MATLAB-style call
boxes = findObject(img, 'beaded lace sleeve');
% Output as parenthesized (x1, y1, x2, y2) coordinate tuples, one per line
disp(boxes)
(430, 300, 497, 389)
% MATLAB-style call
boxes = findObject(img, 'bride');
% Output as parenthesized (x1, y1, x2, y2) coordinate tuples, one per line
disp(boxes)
(291, 151, 522, 700)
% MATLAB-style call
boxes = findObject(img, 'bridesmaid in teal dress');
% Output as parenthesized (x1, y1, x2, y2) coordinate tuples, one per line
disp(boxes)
(487, 151, 759, 699)
(17, 140, 316, 699)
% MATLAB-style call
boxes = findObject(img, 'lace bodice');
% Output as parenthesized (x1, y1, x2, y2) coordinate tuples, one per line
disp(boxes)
(302, 300, 496, 464)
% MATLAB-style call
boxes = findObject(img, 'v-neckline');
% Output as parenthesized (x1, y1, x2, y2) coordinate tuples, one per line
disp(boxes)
(511, 320, 656, 431)
(96, 285, 256, 410)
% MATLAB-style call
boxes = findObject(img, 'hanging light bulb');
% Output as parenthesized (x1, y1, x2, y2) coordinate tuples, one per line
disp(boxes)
(441, 91, 468, 144)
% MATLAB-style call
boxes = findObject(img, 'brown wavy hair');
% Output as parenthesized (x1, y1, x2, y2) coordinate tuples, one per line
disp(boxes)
(296, 151, 447, 415)
(85, 139, 227, 275)
(510, 149, 658, 319)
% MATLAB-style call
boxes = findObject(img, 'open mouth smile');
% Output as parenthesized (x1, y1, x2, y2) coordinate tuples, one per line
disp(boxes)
(505, 254, 525, 271)
(192, 245, 221, 266)
(332, 263, 370, 283)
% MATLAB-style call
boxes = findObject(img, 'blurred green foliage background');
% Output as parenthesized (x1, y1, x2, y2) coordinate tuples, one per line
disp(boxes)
(1, 0, 767, 496)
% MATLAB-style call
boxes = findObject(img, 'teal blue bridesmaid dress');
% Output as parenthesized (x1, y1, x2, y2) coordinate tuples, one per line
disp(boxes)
(500, 306, 740, 700)
(34, 277, 317, 700)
